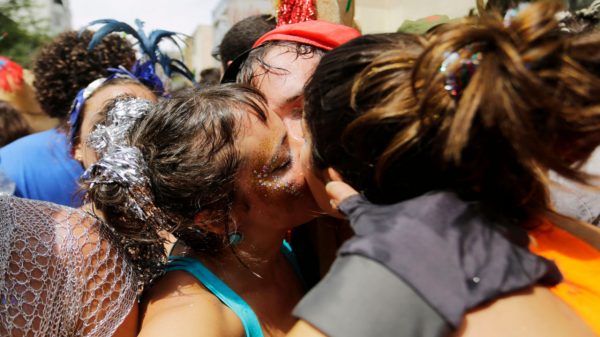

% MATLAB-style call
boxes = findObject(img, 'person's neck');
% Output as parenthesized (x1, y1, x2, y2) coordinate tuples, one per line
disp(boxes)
(200, 226, 289, 283)
(239, 226, 288, 260)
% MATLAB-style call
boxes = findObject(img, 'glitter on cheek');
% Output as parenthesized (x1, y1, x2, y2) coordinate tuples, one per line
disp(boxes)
(248, 137, 304, 199)
(253, 161, 300, 198)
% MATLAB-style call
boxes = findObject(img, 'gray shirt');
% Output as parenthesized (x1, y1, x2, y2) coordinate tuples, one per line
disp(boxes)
(293, 254, 451, 337)
(294, 191, 562, 336)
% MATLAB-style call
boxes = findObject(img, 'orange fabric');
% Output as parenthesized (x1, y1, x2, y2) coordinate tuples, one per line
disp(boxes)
(529, 223, 600, 335)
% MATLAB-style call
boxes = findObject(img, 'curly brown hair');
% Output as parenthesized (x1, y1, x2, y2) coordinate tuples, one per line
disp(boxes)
(32, 30, 135, 121)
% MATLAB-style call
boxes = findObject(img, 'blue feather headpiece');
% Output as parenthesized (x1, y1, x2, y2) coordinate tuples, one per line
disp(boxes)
(85, 18, 195, 89)
(69, 19, 196, 148)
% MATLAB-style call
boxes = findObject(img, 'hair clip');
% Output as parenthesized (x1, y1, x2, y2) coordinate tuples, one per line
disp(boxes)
(68, 77, 108, 145)
(439, 43, 483, 100)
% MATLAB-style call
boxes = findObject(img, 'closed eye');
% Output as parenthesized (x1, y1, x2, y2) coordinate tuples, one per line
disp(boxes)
(272, 156, 291, 173)
(270, 133, 292, 173)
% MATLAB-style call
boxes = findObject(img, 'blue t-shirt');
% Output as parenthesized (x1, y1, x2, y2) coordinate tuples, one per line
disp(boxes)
(0, 128, 83, 207)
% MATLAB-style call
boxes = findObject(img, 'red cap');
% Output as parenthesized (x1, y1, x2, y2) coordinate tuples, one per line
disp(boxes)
(253, 20, 361, 51)
(221, 20, 360, 83)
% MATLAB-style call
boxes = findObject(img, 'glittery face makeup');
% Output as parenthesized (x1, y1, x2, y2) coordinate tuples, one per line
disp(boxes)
(251, 136, 301, 198)
(232, 105, 318, 229)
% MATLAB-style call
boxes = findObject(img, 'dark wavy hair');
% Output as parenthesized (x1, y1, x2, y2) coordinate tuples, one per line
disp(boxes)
(305, 1, 600, 228)
(0, 100, 31, 146)
(304, 33, 423, 203)
(83, 84, 268, 283)
(32, 30, 135, 121)
(237, 40, 325, 85)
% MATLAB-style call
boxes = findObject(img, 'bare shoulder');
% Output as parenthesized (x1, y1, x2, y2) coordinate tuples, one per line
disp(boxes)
(456, 286, 595, 337)
(138, 270, 245, 337)
(287, 320, 328, 337)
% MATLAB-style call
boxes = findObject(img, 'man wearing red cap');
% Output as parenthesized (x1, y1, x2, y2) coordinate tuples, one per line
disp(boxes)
(222, 20, 360, 142)
(220, 20, 361, 336)
(223, 25, 360, 286)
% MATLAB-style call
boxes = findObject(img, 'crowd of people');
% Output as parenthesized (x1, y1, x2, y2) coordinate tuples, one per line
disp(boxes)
(1, 0, 600, 336)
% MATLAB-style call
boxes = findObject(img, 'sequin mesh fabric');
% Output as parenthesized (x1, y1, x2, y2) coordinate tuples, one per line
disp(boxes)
(0, 196, 137, 337)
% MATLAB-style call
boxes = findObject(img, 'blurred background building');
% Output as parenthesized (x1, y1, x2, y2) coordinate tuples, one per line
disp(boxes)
(184, 0, 477, 74)
(4, 0, 596, 77)
(185, 0, 598, 77)
(185, 0, 272, 78)
(356, 0, 473, 33)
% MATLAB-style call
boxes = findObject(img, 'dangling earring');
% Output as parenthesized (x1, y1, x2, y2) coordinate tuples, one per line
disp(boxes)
(228, 231, 244, 246)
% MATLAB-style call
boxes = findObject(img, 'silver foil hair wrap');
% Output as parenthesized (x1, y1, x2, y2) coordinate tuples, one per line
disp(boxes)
(86, 97, 153, 156)
(85, 145, 152, 221)
(79, 96, 168, 287)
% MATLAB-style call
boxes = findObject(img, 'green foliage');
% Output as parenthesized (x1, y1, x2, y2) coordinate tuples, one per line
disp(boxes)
(0, 0, 51, 67)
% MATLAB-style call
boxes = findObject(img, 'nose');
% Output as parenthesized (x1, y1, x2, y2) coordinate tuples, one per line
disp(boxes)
(283, 117, 307, 169)
(283, 118, 305, 143)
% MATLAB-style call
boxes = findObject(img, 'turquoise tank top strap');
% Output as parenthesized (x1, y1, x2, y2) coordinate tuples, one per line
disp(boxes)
(281, 240, 306, 288)
(167, 256, 264, 337)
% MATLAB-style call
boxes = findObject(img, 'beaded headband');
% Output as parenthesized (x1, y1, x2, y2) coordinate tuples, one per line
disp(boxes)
(67, 67, 140, 147)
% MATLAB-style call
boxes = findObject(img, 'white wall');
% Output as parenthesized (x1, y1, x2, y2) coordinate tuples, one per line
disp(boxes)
(186, 0, 274, 76)
(186, 24, 219, 76)
(356, 0, 475, 33)
(212, 0, 273, 53)
(187, 0, 479, 72)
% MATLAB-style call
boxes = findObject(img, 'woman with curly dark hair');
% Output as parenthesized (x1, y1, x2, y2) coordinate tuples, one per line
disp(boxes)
(0, 30, 135, 206)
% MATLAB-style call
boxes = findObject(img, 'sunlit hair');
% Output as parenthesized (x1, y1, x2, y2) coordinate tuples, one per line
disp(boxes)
(237, 41, 325, 86)
(305, 1, 600, 227)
